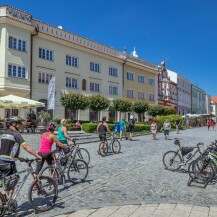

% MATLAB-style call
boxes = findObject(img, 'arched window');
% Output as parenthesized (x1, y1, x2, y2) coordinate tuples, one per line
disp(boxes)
(82, 79, 86, 91)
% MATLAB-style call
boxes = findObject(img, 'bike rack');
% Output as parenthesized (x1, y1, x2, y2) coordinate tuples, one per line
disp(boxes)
(187, 172, 212, 189)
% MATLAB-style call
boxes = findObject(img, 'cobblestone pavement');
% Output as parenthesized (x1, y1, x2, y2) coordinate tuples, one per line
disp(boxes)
(3, 127, 217, 216)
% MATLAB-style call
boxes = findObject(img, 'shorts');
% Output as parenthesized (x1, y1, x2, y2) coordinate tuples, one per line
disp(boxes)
(151, 130, 157, 134)
(0, 160, 17, 177)
(56, 140, 68, 152)
(175, 125, 179, 129)
(164, 130, 169, 135)
(99, 135, 107, 141)
(129, 125, 135, 133)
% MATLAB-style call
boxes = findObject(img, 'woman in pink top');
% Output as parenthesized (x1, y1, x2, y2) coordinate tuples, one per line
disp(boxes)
(36, 122, 68, 174)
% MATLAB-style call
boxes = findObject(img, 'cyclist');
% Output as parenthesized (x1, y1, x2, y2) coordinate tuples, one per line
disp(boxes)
(36, 122, 68, 174)
(96, 116, 113, 156)
(0, 118, 42, 197)
(56, 119, 73, 157)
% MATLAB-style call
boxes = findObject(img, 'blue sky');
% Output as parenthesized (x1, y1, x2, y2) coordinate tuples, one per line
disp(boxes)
(1, 0, 217, 95)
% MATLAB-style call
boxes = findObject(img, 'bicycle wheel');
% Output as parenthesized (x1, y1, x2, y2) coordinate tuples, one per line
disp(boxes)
(188, 157, 215, 184)
(39, 165, 59, 185)
(28, 176, 58, 212)
(0, 192, 6, 216)
(67, 159, 88, 183)
(163, 150, 182, 171)
(112, 139, 121, 154)
(77, 148, 90, 165)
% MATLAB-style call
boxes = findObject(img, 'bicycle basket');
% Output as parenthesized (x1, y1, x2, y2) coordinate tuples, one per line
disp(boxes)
(0, 163, 11, 179)
(181, 147, 194, 156)
(3, 173, 19, 191)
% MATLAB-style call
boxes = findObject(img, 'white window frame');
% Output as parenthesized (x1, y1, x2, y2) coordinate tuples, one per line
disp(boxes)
(90, 82, 101, 92)
(66, 77, 79, 89)
(109, 85, 118, 95)
(148, 78, 155, 86)
(138, 91, 146, 100)
(8, 35, 28, 52)
(38, 72, 53, 84)
(127, 89, 134, 98)
(127, 72, 134, 81)
(149, 93, 155, 101)
(109, 67, 118, 77)
(66, 55, 79, 68)
(138, 75, 145, 83)
(39, 47, 54, 61)
(90, 61, 101, 73)
(8, 63, 28, 79)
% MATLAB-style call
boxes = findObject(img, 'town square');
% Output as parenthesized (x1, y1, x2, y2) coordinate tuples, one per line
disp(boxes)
(1, 0, 217, 216)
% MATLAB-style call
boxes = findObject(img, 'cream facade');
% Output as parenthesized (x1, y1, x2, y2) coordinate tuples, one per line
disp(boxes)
(0, 5, 159, 121)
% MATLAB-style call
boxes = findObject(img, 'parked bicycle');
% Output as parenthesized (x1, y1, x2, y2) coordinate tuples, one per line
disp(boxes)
(98, 134, 121, 156)
(39, 143, 88, 185)
(69, 138, 90, 165)
(163, 138, 204, 171)
(0, 158, 58, 216)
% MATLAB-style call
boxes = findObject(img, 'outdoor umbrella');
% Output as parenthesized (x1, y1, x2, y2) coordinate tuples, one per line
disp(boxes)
(0, 95, 45, 108)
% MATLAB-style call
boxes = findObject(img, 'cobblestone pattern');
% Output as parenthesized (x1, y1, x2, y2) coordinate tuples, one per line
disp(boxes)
(2, 127, 217, 216)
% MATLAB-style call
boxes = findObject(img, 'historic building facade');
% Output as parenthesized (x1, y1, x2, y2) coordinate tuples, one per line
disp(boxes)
(168, 70, 191, 115)
(0, 5, 158, 120)
(191, 85, 206, 114)
(157, 62, 177, 110)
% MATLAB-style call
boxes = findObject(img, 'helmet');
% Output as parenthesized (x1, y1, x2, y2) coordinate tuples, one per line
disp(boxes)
(6, 118, 21, 125)
(47, 122, 57, 131)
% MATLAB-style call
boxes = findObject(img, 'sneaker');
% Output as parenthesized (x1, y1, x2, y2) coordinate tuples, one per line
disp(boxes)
(33, 184, 38, 190)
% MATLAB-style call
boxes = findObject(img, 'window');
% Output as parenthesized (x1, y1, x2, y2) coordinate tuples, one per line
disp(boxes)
(109, 85, 118, 95)
(127, 89, 134, 98)
(8, 64, 27, 79)
(8, 36, 27, 52)
(149, 93, 155, 101)
(138, 75, 145, 83)
(90, 62, 100, 73)
(138, 91, 145, 99)
(66, 77, 79, 89)
(66, 55, 79, 67)
(109, 67, 118, 77)
(39, 47, 54, 61)
(127, 72, 134, 81)
(38, 72, 53, 84)
(90, 82, 100, 92)
(149, 78, 155, 86)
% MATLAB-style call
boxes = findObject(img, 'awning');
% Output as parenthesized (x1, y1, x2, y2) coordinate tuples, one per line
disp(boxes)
(0, 95, 45, 108)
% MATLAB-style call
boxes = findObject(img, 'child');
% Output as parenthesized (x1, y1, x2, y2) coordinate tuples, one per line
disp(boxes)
(119, 119, 127, 140)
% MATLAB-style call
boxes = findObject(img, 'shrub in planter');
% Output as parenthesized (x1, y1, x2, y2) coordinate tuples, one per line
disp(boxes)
(156, 115, 183, 129)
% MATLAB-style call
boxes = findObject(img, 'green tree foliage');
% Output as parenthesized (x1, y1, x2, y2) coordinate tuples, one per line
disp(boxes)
(132, 101, 149, 115)
(88, 94, 110, 112)
(148, 104, 165, 117)
(60, 93, 89, 111)
(163, 106, 176, 115)
(112, 99, 132, 112)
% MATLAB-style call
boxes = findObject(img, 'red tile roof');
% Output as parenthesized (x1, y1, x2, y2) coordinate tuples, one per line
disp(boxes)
(211, 97, 217, 103)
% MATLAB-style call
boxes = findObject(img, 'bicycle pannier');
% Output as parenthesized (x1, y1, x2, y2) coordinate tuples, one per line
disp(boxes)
(181, 147, 194, 156)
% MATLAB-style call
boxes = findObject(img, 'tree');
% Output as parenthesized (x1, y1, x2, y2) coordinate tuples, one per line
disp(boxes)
(132, 101, 149, 121)
(112, 99, 133, 121)
(38, 110, 51, 127)
(163, 106, 176, 115)
(60, 93, 89, 120)
(88, 94, 110, 121)
(148, 104, 165, 117)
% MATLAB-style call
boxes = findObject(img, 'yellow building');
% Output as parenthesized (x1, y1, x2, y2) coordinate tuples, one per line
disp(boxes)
(0, 5, 158, 121)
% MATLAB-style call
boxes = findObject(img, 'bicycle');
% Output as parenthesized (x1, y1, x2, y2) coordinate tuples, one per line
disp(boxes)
(39, 144, 88, 185)
(162, 138, 204, 171)
(0, 158, 58, 216)
(69, 138, 90, 165)
(98, 134, 121, 156)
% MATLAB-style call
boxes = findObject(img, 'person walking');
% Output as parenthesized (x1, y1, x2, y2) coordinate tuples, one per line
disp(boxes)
(212, 119, 216, 130)
(129, 113, 135, 141)
(207, 119, 212, 131)
(175, 119, 180, 134)
(150, 120, 157, 140)
(163, 119, 171, 140)
(96, 116, 113, 156)
(119, 118, 127, 141)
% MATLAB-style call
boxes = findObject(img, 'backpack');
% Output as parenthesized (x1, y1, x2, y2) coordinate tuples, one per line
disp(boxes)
(98, 123, 106, 136)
